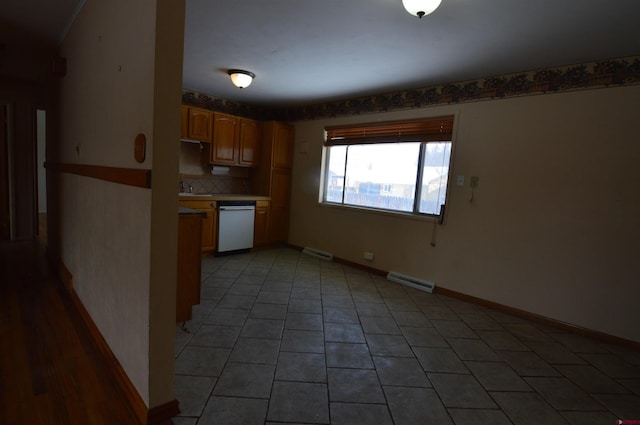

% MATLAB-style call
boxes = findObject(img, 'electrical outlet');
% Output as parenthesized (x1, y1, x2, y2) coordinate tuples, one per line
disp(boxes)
(363, 251, 374, 261)
(456, 175, 465, 187)
(469, 176, 479, 188)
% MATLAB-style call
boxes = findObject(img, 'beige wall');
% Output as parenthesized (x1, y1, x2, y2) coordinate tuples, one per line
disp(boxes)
(148, 0, 185, 408)
(58, 0, 184, 408)
(289, 85, 640, 342)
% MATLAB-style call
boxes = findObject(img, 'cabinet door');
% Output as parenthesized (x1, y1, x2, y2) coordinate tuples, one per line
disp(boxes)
(211, 113, 238, 164)
(272, 122, 294, 169)
(188, 108, 212, 142)
(181, 201, 216, 253)
(253, 202, 269, 246)
(181, 106, 189, 139)
(269, 170, 291, 243)
(271, 169, 292, 208)
(177, 213, 202, 322)
(238, 119, 260, 167)
(269, 205, 289, 243)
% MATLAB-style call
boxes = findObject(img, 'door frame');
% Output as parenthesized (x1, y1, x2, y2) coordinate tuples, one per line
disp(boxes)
(0, 102, 15, 240)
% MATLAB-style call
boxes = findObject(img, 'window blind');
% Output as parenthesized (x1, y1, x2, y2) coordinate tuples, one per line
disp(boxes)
(325, 116, 454, 146)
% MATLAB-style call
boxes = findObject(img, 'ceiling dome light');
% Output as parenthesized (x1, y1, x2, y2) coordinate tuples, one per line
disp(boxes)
(402, 0, 442, 18)
(227, 69, 255, 88)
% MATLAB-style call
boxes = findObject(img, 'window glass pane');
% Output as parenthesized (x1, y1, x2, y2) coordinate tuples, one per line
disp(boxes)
(325, 145, 346, 203)
(344, 143, 419, 212)
(419, 142, 451, 214)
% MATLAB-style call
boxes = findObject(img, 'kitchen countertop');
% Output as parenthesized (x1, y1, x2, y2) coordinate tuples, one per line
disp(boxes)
(178, 193, 271, 201)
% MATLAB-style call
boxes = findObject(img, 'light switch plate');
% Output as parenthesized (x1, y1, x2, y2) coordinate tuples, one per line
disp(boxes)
(456, 175, 465, 187)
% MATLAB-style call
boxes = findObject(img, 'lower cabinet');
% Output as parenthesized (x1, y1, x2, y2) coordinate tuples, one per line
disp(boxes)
(181, 198, 274, 252)
(254, 200, 270, 246)
(269, 205, 289, 243)
(179, 200, 217, 253)
(177, 212, 203, 322)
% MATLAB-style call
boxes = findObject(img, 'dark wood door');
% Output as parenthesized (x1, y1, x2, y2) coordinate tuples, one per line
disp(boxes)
(0, 104, 9, 240)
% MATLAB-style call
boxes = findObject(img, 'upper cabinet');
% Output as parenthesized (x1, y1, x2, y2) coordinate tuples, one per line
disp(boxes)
(211, 113, 238, 164)
(238, 118, 260, 167)
(181, 106, 189, 139)
(181, 105, 261, 167)
(210, 112, 260, 167)
(271, 122, 294, 169)
(181, 106, 212, 142)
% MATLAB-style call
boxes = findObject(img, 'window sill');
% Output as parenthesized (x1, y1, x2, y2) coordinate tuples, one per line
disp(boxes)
(317, 201, 440, 223)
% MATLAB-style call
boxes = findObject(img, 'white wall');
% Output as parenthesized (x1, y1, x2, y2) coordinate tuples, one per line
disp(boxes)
(58, 0, 184, 408)
(289, 85, 640, 342)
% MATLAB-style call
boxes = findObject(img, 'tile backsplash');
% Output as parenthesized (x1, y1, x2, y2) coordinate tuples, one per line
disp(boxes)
(182, 175, 250, 194)
(179, 142, 252, 194)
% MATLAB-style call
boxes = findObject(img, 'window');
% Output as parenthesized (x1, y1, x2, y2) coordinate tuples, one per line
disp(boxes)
(322, 116, 454, 217)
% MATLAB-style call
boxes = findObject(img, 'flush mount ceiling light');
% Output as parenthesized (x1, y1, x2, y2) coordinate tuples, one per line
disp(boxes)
(402, 0, 442, 18)
(227, 69, 255, 88)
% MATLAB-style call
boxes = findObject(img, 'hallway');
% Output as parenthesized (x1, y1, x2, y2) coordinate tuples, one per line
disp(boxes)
(0, 241, 166, 425)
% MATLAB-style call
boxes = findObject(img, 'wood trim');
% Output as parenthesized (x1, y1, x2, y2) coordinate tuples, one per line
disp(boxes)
(58, 258, 73, 291)
(68, 286, 149, 424)
(59, 261, 149, 424)
(147, 399, 180, 425)
(288, 244, 639, 351)
(434, 287, 640, 351)
(46, 161, 151, 189)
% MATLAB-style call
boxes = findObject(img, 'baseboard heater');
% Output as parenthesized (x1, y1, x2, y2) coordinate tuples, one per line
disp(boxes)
(302, 247, 334, 261)
(387, 271, 435, 293)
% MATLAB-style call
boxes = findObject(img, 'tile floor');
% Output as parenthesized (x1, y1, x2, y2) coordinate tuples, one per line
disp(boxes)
(172, 247, 640, 425)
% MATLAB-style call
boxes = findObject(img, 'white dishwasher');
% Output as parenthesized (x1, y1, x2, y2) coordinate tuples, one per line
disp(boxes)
(217, 200, 256, 254)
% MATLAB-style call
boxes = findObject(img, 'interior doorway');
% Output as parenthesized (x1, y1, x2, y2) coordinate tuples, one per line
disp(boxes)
(36, 109, 47, 245)
(0, 102, 44, 243)
(0, 103, 11, 241)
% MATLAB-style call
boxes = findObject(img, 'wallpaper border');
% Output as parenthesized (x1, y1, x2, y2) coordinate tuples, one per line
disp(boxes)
(182, 55, 640, 122)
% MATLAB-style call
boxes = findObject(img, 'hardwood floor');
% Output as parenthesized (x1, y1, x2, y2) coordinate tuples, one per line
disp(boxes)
(0, 240, 169, 425)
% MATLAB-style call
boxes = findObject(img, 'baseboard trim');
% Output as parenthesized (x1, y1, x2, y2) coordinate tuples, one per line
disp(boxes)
(287, 244, 639, 351)
(58, 259, 73, 291)
(434, 286, 639, 351)
(148, 399, 180, 425)
(59, 260, 178, 424)
(68, 287, 149, 424)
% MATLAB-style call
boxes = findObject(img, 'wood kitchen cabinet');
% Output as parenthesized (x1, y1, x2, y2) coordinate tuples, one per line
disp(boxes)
(253, 121, 294, 244)
(209, 113, 260, 167)
(179, 200, 217, 253)
(211, 113, 238, 164)
(181, 105, 189, 139)
(269, 169, 292, 242)
(271, 122, 294, 169)
(238, 118, 260, 166)
(177, 211, 203, 322)
(181, 105, 213, 142)
(254, 200, 270, 246)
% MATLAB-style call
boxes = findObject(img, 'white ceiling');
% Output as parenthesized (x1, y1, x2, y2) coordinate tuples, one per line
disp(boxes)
(3, 0, 640, 107)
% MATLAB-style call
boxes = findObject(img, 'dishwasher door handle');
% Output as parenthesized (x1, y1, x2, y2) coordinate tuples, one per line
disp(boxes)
(220, 206, 256, 211)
